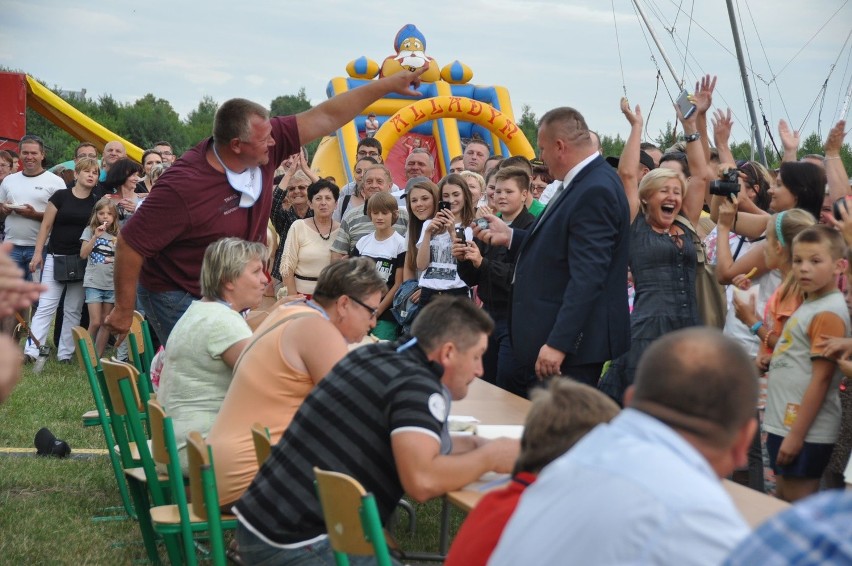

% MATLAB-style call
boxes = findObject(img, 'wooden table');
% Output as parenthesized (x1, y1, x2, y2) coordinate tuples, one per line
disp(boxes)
(448, 378, 790, 529)
(451, 378, 530, 425)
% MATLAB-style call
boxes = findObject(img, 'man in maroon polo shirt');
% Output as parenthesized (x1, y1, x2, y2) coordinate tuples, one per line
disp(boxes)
(105, 66, 428, 344)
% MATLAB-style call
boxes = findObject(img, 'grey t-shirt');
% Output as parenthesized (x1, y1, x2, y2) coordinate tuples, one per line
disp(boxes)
(80, 226, 116, 291)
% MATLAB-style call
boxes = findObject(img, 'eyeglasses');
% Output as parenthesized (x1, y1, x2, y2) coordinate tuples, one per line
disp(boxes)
(289, 185, 309, 191)
(0, 163, 11, 169)
(357, 150, 380, 158)
(347, 295, 378, 318)
(160, 151, 174, 156)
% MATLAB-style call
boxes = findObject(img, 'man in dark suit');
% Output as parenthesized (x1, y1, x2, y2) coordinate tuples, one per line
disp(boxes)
(477, 107, 631, 388)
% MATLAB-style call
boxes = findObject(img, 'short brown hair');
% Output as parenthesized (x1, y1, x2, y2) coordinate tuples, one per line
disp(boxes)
(793, 224, 847, 261)
(494, 166, 531, 191)
(412, 297, 493, 353)
(515, 380, 619, 474)
(498, 156, 532, 175)
(213, 98, 269, 144)
(74, 142, 97, 159)
(366, 191, 399, 222)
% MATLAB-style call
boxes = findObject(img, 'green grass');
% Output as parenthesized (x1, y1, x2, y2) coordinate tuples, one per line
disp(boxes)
(1, 355, 464, 564)
(0, 358, 150, 564)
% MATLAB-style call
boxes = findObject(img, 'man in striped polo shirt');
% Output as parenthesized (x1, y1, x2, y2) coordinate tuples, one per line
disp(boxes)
(234, 297, 520, 565)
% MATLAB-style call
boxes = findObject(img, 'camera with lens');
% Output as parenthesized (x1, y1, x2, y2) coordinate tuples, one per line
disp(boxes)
(709, 168, 741, 198)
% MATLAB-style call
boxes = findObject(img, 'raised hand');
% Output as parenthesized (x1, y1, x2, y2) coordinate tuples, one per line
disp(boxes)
(712, 108, 733, 146)
(824, 120, 847, 155)
(384, 65, 428, 97)
(693, 75, 717, 114)
(716, 197, 738, 231)
(778, 119, 800, 153)
(620, 97, 643, 128)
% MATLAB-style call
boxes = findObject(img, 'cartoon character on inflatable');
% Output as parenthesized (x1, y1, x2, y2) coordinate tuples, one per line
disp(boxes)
(380, 24, 441, 82)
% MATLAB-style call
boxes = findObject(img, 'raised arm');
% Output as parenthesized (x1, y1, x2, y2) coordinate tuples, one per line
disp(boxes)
(618, 97, 642, 221)
(105, 234, 144, 335)
(778, 119, 800, 163)
(713, 108, 736, 168)
(693, 75, 717, 165)
(675, 105, 711, 227)
(824, 120, 850, 204)
(295, 66, 427, 145)
(713, 198, 769, 284)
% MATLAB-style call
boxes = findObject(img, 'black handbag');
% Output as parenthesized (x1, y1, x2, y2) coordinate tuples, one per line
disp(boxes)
(52, 254, 87, 282)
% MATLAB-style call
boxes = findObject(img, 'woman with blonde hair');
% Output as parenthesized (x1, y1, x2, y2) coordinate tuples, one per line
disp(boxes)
(599, 167, 705, 403)
(158, 237, 268, 469)
(460, 170, 486, 208)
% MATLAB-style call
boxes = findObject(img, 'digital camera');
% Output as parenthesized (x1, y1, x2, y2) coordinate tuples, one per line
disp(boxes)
(709, 168, 740, 198)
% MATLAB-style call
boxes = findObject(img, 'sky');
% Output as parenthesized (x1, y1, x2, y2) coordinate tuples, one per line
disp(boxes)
(2, 0, 851, 152)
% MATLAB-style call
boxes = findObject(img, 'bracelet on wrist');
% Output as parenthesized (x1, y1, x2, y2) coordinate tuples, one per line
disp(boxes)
(750, 321, 764, 335)
(825, 156, 841, 161)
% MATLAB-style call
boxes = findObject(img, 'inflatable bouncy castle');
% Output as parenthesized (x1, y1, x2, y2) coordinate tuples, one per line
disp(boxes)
(310, 24, 535, 188)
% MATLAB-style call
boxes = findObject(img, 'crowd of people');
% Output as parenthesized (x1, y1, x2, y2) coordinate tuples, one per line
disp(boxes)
(3, 62, 852, 564)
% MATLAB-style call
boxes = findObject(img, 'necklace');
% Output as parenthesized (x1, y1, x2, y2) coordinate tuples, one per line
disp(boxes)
(313, 217, 332, 240)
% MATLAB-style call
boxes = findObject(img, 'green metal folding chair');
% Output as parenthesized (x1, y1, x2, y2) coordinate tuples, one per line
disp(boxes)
(72, 326, 134, 521)
(127, 312, 153, 408)
(150, 427, 237, 566)
(313, 467, 393, 566)
(102, 358, 182, 565)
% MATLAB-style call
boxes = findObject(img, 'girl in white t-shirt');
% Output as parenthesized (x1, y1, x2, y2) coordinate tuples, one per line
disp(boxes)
(416, 174, 475, 307)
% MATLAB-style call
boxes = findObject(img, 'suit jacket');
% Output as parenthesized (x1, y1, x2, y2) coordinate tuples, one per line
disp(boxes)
(510, 155, 631, 367)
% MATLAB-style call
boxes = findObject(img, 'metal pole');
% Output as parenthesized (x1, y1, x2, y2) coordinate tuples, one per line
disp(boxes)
(838, 74, 852, 122)
(726, 0, 767, 166)
(630, 0, 684, 88)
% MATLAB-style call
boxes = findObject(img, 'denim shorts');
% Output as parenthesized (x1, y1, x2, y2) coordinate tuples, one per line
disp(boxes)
(85, 287, 115, 304)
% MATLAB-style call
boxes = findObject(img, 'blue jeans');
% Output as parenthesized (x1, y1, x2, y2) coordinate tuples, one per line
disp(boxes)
(236, 525, 397, 566)
(136, 286, 196, 346)
(9, 245, 35, 282)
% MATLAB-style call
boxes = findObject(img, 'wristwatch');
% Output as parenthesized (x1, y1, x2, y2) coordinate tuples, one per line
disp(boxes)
(685, 132, 701, 143)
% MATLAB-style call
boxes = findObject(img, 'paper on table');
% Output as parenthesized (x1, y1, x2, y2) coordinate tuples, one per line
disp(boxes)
(448, 415, 479, 434)
(475, 425, 524, 439)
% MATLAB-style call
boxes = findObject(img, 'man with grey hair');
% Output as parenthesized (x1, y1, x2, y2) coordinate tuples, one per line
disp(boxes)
(330, 164, 407, 261)
(491, 327, 758, 565)
(107, 66, 429, 344)
(404, 147, 435, 181)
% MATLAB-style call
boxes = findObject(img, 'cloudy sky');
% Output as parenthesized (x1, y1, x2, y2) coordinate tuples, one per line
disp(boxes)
(3, 0, 851, 150)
